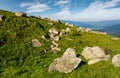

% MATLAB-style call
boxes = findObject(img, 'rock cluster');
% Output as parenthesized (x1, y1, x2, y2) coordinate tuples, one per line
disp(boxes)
(59, 28, 70, 36)
(49, 48, 81, 73)
(15, 12, 27, 17)
(49, 28, 59, 41)
(77, 27, 107, 34)
(32, 39, 42, 47)
(49, 28, 61, 52)
(77, 27, 92, 33)
(91, 31, 107, 34)
(82, 46, 110, 65)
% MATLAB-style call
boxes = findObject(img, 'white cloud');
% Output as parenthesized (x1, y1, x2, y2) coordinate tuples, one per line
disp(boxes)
(55, 0, 70, 6)
(20, 2, 34, 7)
(54, 0, 120, 22)
(20, 1, 50, 13)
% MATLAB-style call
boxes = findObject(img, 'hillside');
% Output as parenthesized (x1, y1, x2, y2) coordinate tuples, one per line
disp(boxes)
(0, 9, 120, 78)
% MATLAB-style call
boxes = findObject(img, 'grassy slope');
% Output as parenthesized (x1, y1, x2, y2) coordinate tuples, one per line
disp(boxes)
(0, 10, 120, 78)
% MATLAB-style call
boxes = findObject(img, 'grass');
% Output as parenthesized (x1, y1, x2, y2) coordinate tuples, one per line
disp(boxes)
(0, 9, 120, 78)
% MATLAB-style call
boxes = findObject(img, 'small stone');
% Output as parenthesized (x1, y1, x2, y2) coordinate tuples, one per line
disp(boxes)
(32, 39, 41, 47)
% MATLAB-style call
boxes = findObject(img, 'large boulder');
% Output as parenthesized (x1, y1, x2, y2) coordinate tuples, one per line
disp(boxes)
(81, 46, 106, 60)
(32, 39, 42, 47)
(82, 46, 110, 65)
(49, 48, 81, 73)
(15, 12, 27, 17)
(112, 54, 120, 67)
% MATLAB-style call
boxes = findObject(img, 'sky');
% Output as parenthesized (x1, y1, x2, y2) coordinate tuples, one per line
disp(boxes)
(0, 0, 120, 22)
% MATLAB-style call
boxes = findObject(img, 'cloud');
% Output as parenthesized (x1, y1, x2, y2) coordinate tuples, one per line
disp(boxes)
(54, 0, 120, 22)
(20, 2, 34, 7)
(53, 0, 71, 20)
(20, 1, 50, 13)
(55, 0, 70, 6)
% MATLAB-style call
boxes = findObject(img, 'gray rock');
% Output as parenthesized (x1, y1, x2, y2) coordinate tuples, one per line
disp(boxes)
(0, 15, 5, 21)
(65, 22, 74, 27)
(112, 54, 120, 67)
(32, 39, 41, 47)
(49, 48, 81, 73)
(111, 38, 119, 41)
(52, 41, 58, 47)
(53, 36, 59, 41)
(48, 22, 53, 25)
(88, 55, 110, 65)
(15, 12, 27, 17)
(81, 46, 106, 60)
(49, 28, 58, 35)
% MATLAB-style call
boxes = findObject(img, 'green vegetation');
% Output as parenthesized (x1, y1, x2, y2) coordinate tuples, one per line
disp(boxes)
(0, 9, 120, 78)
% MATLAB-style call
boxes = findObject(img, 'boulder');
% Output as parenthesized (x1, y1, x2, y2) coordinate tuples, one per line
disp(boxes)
(49, 28, 60, 41)
(65, 22, 74, 27)
(77, 27, 85, 32)
(32, 39, 41, 47)
(49, 28, 59, 35)
(84, 28, 92, 32)
(53, 36, 59, 41)
(44, 18, 50, 21)
(55, 19, 62, 23)
(65, 27, 70, 32)
(15, 12, 27, 17)
(0, 15, 5, 21)
(112, 54, 120, 67)
(82, 46, 106, 60)
(111, 38, 119, 41)
(35, 16, 41, 19)
(41, 35, 46, 40)
(88, 55, 110, 65)
(48, 22, 53, 25)
(50, 45, 61, 53)
(49, 48, 81, 73)
(52, 41, 58, 47)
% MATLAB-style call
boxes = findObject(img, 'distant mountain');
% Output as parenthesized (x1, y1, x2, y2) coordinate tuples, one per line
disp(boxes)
(62, 20, 94, 28)
(100, 24, 120, 37)
(63, 20, 120, 37)
(88, 20, 120, 26)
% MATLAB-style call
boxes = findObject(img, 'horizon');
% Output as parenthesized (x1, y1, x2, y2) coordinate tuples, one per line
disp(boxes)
(0, 0, 120, 22)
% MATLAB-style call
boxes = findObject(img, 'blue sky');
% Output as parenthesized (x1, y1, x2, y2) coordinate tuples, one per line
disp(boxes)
(0, 0, 120, 22)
